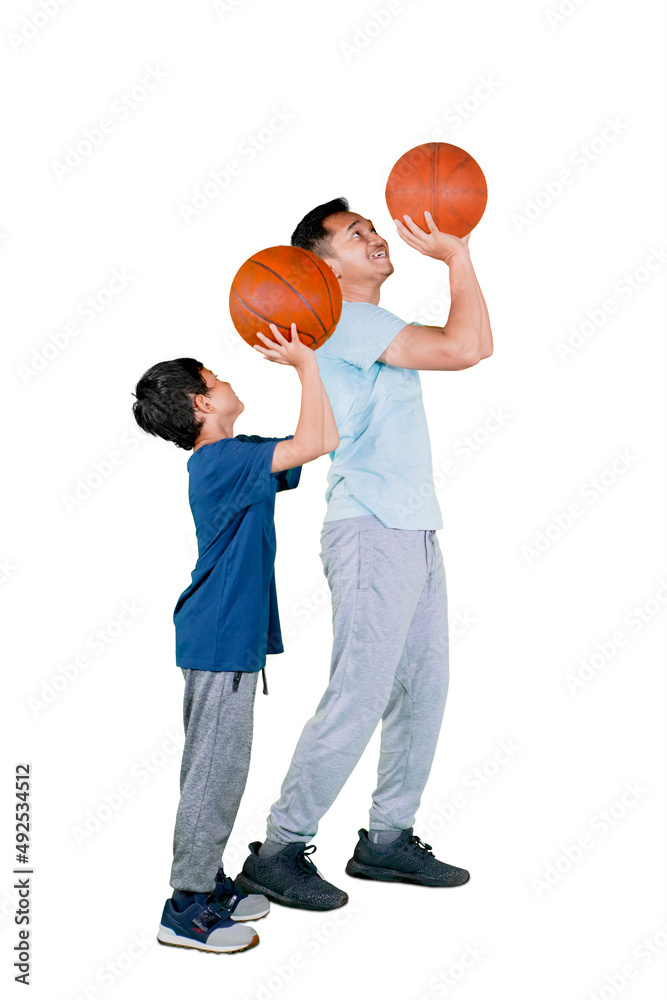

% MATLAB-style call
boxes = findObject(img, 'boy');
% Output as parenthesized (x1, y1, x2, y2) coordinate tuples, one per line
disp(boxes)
(131, 323, 339, 953)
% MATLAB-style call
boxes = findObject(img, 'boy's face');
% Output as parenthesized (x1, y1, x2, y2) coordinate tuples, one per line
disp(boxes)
(196, 368, 244, 421)
(322, 211, 394, 284)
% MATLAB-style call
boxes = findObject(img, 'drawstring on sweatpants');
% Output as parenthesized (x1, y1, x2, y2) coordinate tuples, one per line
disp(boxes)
(232, 670, 242, 692)
(232, 669, 269, 694)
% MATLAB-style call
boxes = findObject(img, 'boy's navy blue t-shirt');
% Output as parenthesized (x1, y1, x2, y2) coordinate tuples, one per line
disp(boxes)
(173, 434, 301, 672)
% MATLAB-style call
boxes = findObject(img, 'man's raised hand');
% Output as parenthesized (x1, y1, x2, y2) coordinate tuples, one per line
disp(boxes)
(393, 210, 470, 265)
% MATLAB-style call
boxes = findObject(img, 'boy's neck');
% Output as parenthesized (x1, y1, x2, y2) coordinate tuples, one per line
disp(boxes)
(192, 420, 236, 452)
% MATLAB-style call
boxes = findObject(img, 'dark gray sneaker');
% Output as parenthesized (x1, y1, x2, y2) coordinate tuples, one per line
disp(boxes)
(345, 828, 470, 887)
(235, 841, 348, 911)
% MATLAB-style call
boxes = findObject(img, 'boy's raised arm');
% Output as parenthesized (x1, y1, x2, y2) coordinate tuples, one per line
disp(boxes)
(253, 323, 339, 473)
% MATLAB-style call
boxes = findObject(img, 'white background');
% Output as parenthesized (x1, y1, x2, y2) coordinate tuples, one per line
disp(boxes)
(1, 1, 666, 998)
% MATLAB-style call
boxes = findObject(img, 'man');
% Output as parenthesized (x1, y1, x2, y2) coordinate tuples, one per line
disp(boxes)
(236, 197, 492, 910)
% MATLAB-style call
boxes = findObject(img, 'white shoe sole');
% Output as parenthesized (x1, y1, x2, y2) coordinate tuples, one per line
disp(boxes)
(157, 925, 259, 953)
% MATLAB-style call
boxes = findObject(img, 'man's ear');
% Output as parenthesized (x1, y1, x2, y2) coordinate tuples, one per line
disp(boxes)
(323, 257, 341, 280)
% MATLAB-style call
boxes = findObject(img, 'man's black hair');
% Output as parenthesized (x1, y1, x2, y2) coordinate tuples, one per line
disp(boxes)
(290, 197, 349, 258)
(132, 358, 209, 451)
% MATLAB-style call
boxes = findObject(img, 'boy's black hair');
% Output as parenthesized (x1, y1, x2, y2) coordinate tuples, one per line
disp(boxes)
(290, 197, 349, 258)
(132, 358, 209, 451)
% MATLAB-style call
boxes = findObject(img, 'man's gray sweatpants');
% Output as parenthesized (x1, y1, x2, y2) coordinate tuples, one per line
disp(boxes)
(170, 668, 258, 892)
(266, 514, 449, 843)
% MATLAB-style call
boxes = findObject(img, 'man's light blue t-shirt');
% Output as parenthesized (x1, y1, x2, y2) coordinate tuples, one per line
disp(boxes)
(315, 300, 443, 531)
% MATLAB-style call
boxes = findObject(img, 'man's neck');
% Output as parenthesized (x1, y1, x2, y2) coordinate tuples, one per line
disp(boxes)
(339, 280, 382, 305)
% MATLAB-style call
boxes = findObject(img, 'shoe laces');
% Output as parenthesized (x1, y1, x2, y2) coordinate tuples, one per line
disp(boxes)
(294, 844, 320, 881)
(406, 834, 434, 857)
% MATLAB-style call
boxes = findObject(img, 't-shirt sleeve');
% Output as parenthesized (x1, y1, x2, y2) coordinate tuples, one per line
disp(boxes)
(197, 437, 279, 515)
(323, 302, 407, 371)
(275, 465, 301, 492)
(268, 434, 302, 492)
(241, 434, 302, 493)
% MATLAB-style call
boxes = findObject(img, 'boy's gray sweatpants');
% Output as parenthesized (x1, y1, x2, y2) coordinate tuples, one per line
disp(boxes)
(170, 668, 258, 893)
(266, 514, 449, 843)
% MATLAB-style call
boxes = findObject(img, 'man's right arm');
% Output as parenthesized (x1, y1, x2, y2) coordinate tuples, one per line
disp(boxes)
(378, 212, 493, 371)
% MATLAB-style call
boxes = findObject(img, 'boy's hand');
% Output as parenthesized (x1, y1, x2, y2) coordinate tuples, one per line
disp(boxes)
(254, 323, 316, 370)
(394, 210, 470, 265)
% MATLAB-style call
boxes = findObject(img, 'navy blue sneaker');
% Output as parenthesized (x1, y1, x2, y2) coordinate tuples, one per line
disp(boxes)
(157, 891, 259, 953)
(345, 828, 470, 887)
(213, 866, 270, 921)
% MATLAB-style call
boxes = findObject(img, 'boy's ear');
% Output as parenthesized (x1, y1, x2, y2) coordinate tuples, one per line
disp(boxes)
(193, 392, 215, 414)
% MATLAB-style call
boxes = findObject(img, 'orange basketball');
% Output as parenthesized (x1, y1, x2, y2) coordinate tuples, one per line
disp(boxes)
(229, 245, 342, 351)
(385, 142, 487, 238)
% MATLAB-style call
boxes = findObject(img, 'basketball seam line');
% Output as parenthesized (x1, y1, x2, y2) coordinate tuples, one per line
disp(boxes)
(294, 247, 336, 328)
(247, 259, 329, 335)
(229, 288, 319, 347)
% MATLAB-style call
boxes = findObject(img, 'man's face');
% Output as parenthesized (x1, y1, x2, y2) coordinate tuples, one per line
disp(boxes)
(197, 368, 244, 419)
(322, 211, 394, 283)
